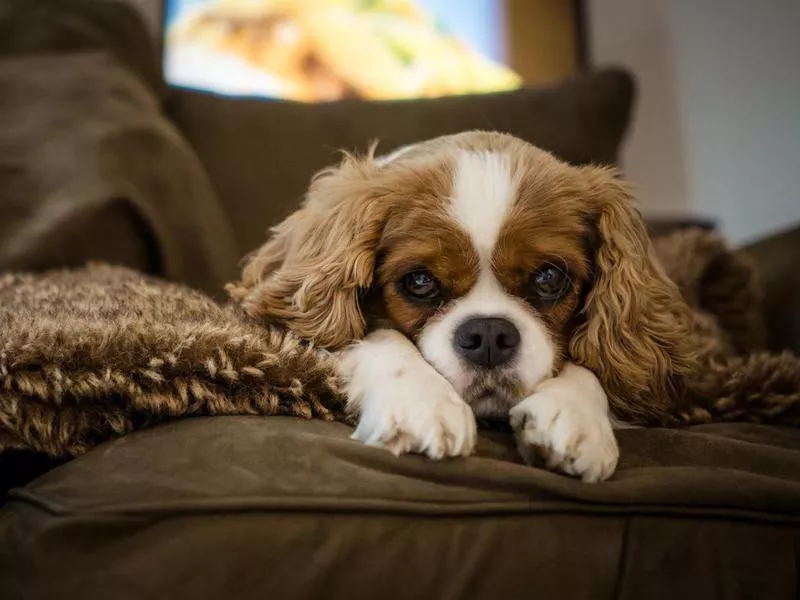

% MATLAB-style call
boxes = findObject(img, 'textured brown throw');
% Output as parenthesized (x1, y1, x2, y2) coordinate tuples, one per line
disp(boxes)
(0, 229, 798, 459)
(0, 265, 345, 457)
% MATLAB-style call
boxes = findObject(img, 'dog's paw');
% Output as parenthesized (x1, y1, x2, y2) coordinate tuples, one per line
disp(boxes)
(351, 367, 477, 459)
(509, 386, 618, 483)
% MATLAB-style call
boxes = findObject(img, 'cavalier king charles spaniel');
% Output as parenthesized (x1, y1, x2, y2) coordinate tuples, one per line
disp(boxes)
(228, 131, 696, 482)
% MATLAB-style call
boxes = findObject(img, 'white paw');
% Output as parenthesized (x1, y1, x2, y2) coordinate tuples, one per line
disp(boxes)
(509, 387, 619, 483)
(350, 368, 477, 459)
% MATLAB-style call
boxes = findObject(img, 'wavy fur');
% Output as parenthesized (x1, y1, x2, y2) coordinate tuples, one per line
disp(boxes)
(569, 167, 698, 423)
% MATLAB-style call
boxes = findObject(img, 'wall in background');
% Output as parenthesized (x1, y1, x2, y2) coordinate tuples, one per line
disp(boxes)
(589, 0, 800, 245)
(666, 0, 800, 245)
(587, 1, 689, 217)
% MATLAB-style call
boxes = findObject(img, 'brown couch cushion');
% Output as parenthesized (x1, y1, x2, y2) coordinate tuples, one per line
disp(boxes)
(167, 69, 635, 256)
(2, 416, 798, 600)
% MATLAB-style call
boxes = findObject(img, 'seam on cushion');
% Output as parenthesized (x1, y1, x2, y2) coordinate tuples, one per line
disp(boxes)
(611, 517, 632, 600)
(794, 532, 799, 597)
(8, 489, 800, 527)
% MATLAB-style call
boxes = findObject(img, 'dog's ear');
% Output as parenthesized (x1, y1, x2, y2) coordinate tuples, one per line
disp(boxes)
(569, 166, 697, 423)
(226, 152, 390, 349)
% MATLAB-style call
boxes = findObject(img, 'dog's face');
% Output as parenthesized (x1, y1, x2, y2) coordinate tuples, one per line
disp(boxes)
(228, 132, 696, 423)
(369, 149, 593, 418)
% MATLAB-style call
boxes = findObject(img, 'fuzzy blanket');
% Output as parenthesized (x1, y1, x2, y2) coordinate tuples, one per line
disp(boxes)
(657, 229, 800, 427)
(0, 266, 346, 457)
(0, 229, 798, 458)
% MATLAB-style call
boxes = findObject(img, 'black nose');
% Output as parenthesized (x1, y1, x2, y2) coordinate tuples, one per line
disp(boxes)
(454, 317, 520, 368)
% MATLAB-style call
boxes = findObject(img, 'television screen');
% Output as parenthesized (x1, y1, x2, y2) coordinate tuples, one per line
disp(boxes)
(164, 0, 521, 101)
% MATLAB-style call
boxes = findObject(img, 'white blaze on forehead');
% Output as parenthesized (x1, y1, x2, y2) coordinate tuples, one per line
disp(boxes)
(418, 149, 556, 409)
(448, 151, 516, 258)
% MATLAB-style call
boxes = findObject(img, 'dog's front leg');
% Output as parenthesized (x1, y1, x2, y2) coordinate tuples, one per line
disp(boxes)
(509, 363, 619, 482)
(338, 329, 477, 459)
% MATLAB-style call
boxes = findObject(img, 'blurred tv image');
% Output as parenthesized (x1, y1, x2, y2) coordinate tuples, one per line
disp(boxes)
(164, 0, 521, 101)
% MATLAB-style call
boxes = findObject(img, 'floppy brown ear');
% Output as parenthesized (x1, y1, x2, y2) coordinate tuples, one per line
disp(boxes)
(569, 166, 697, 424)
(226, 153, 389, 349)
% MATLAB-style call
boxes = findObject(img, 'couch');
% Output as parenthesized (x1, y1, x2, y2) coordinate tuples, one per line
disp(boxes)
(1, 1, 798, 599)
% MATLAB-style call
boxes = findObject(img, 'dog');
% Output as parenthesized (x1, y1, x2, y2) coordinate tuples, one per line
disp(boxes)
(227, 131, 697, 482)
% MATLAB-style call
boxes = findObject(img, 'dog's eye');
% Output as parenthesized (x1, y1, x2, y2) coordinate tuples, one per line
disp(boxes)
(530, 264, 570, 300)
(401, 270, 441, 300)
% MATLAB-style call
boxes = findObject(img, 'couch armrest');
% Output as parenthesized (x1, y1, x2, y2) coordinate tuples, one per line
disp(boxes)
(1, 201, 158, 276)
(0, 0, 238, 296)
(645, 215, 717, 238)
(739, 225, 800, 354)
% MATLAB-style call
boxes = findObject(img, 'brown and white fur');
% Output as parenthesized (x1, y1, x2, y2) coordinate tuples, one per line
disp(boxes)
(227, 131, 697, 482)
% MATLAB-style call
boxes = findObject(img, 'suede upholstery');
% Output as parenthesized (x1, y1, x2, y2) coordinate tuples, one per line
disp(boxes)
(2, 417, 798, 600)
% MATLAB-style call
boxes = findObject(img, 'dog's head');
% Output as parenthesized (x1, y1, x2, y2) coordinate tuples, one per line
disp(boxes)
(228, 131, 696, 423)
